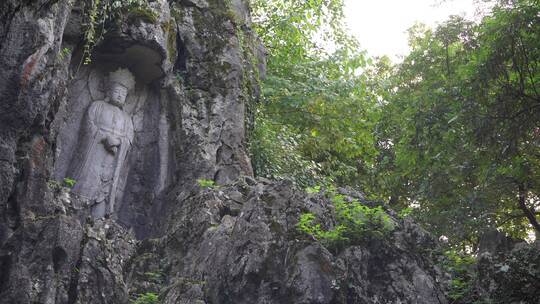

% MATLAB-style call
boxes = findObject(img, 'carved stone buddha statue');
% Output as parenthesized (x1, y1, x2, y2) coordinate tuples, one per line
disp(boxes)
(68, 68, 135, 218)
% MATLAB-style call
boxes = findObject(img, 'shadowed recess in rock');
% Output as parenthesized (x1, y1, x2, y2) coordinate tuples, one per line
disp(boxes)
(52, 246, 68, 273)
(0, 255, 11, 293)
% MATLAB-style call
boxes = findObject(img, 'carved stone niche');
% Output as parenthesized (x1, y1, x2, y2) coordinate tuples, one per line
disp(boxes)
(53, 43, 174, 239)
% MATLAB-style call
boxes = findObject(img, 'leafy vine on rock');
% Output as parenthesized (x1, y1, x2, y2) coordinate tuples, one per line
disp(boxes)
(81, 0, 157, 64)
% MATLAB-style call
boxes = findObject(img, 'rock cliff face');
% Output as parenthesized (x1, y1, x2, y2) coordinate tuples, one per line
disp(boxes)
(468, 231, 540, 304)
(0, 0, 447, 303)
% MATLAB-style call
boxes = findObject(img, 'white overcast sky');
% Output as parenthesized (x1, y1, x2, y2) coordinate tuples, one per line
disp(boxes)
(343, 0, 488, 60)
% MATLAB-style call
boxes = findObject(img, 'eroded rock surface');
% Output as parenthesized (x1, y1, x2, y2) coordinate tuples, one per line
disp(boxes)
(130, 178, 448, 304)
(0, 0, 448, 303)
(471, 232, 540, 304)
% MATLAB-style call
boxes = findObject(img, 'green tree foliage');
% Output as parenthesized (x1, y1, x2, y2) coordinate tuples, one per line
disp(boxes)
(251, 0, 379, 188)
(252, 0, 540, 249)
(250, 115, 326, 186)
(440, 250, 477, 302)
(376, 0, 540, 247)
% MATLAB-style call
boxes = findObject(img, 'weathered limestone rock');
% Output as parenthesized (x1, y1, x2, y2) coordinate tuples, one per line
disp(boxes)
(130, 179, 448, 304)
(472, 236, 540, 303)
(0, 0, 449, 303)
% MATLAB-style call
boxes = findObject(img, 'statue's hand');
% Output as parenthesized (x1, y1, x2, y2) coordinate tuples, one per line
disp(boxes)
(102, 136, 121, 155)
(108, 146, 118, 155)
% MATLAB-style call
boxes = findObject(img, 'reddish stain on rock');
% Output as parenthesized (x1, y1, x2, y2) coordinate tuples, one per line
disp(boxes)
(21, 51, 41, 87)
(31, 136, 46, 169)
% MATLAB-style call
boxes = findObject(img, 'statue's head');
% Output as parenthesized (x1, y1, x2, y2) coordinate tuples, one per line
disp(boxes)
(108, 68, 135, 107)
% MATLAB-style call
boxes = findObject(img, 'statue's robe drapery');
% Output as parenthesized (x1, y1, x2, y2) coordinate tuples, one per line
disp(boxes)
(68, 100, 134, 217)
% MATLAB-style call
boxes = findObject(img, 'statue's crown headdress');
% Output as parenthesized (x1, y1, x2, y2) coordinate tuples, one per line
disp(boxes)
(109, 68, 135, 90)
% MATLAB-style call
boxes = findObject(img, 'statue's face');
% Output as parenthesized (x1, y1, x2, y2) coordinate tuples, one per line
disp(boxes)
(109, 83, 128, 106)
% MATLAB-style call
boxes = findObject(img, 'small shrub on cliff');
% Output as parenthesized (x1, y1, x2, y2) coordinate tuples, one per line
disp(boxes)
(297, 190, 395, 249)
(47, 178, 76, 192)
(63, 177, 77, 188)
(133, 292, 158, 304)
(197, 178, 216, 189)
(47, 180, 62, 192)
(57, 47, 71, 60)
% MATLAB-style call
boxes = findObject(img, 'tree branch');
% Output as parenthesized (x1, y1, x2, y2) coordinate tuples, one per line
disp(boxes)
(518, 183, 540, 234)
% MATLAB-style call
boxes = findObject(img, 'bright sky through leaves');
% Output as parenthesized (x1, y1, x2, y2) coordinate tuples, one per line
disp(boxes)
(344, 0, 486, 60)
